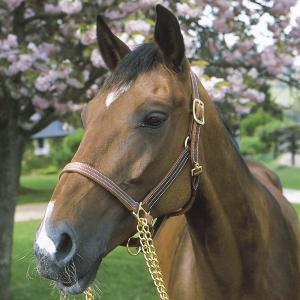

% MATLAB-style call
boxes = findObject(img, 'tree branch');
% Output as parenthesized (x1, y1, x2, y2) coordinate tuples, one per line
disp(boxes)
(18, 111, 56, 136)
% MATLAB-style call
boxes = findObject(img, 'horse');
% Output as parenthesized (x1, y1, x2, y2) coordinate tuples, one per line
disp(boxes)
(34, 5, 300, 299)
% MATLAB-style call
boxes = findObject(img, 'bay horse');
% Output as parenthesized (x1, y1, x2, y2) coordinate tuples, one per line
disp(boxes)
(34, 5, 300, 299)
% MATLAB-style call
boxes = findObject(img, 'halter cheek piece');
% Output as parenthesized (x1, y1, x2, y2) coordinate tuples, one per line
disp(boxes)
(60, 72, 204, 219)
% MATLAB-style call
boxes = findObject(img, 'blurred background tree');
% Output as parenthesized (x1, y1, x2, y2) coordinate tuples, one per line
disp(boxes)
(0, 0, 300, 299)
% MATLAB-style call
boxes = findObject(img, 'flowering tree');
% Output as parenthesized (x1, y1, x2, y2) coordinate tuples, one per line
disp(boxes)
(0, 0, 299, 299)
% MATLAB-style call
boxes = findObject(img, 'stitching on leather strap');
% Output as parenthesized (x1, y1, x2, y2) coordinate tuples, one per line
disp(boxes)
(60, 163, 138, 211)
(143, 150, 190, 211)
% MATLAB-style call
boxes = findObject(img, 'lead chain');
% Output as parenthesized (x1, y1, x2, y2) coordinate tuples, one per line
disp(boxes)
(135, 206, 169, 300)
(84, 287, 95, 300)
(83, 206, 169, 300)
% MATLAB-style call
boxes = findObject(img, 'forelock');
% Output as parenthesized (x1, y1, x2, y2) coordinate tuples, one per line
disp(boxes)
(103, 42, 163, 90)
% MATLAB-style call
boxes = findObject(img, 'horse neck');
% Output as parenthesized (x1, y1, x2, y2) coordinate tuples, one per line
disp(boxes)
(185, 84, 266, 289)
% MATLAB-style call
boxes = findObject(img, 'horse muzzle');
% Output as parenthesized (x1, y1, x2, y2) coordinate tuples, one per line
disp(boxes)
(34, 220, 102, 294)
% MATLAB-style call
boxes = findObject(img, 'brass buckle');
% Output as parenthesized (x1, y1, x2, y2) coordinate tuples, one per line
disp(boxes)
(191, 162, 203, 176)
(193, 98, 205, 125)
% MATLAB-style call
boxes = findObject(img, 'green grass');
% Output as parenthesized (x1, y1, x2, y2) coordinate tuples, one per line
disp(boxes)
(20, 174, 58, 190)
(262, 163, 300, 190)
(292, 204, 300, 216)
(18, 175, 58, 204)
(12, 221, 156, 300)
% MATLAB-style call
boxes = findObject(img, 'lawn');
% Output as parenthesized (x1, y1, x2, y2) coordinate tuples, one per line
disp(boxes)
(12, 221, 156, 300)
(18, 175, 57, 204)
(293, 203, 300, 216)
(263, 163, 300, 190)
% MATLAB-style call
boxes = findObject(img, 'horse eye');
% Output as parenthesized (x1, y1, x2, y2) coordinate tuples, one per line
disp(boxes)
(142, 112, 168, 128)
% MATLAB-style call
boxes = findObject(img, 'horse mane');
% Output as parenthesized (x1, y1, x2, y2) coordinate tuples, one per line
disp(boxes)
(104, 42, 162, 90)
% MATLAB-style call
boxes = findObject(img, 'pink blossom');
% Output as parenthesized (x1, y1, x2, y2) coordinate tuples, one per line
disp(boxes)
(215, 0, 230, 12)
(248, 68, 258, 78)
(7, 34, 18, 47)
(279, 54, 293, 66)
(176, 3, 200, 18)
(54, 82, 67, 93)
(7, 63, 19, 76)
(32, 95, 50, 109)
(25, 8, 35, 18)
(67, 78, 84, 89)
(138, 0, 160, 8)
(0, 34, 18, 50)
(228, 70, 245, 93)
(243, 89, 265, 102)
(29, 42, 58, 62)
(191, 65, 204, 78)
(67, 101, 84, 112)
(83, 70, 90, 82)
(90, 49, 106, 68)
(215, 17, 230, 33)
(213, 86, 228, 102)
(6, 52, 17, 63)
(261, 46, 284, 75)
(44, 4, 62, 14)
(237, 40, 254, 52)
(224, 50, 242, 63)
(17, 54, 33, 71)
(3, 0, 23, 10)
(35, 74, 52, 92)
(97, 0, 114, 5)
(80, 27, 96, 45)
(56, 63, 73, 79)
(119, 2, 141, 12)
(51, 97, 68, 114)
(271, 0, 297, 17)
(125, 20, 151, 34)
(207, 38, 220, 54)
(104, 10, 125, 20)
(235, 103, 251, 114)
(86, 84, 99, 98)
(58, 0, 82, 15)
(19, 87, 29, 96)
(200, 76, 225, 101)
(182, 32, 194, 56)
(292, 71, 300, 81)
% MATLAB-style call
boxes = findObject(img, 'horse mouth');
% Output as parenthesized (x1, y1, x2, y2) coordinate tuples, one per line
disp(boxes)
(55, 261, 100, 295)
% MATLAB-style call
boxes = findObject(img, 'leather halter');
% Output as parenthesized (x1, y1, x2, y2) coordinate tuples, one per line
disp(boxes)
(60, 72, 204, 218)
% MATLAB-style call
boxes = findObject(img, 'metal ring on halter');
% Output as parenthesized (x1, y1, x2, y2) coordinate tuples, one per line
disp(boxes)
(126, 237, 142, 256)
(184, 136, 190, 149)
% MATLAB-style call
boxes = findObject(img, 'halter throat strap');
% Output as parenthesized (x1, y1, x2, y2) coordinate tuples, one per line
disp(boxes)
(60, 71, 204, 216)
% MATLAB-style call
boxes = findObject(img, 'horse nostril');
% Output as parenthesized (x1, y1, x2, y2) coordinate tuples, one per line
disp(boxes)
(55, 233, 74, 264)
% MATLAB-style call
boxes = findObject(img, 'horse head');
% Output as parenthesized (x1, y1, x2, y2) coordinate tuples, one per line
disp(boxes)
(34, 5, 197, 294)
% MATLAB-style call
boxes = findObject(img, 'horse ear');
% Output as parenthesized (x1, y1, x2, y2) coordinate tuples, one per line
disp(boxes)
(96, 15, 131, 70)
(154, 5, 185, 72)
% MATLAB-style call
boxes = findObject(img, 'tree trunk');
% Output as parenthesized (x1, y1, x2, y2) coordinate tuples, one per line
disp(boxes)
(0, 111, 25, 300)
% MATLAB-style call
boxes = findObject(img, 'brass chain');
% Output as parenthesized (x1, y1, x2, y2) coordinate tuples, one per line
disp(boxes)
(133, 204, 169, 300)
(84, 287, 95, 300)
(83, 204, 169, 300)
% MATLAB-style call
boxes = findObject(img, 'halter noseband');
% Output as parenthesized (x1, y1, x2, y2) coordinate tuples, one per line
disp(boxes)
(60, 71, 204, 217)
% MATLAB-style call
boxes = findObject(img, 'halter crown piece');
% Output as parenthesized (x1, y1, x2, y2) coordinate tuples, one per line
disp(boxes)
(60, 72, 205, 300)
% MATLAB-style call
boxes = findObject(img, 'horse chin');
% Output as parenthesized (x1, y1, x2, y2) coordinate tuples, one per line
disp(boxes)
(56, 259, 101, 295)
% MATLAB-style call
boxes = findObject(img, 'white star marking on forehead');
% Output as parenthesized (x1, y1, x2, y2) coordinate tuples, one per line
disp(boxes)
(105, 82, 132, 107)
